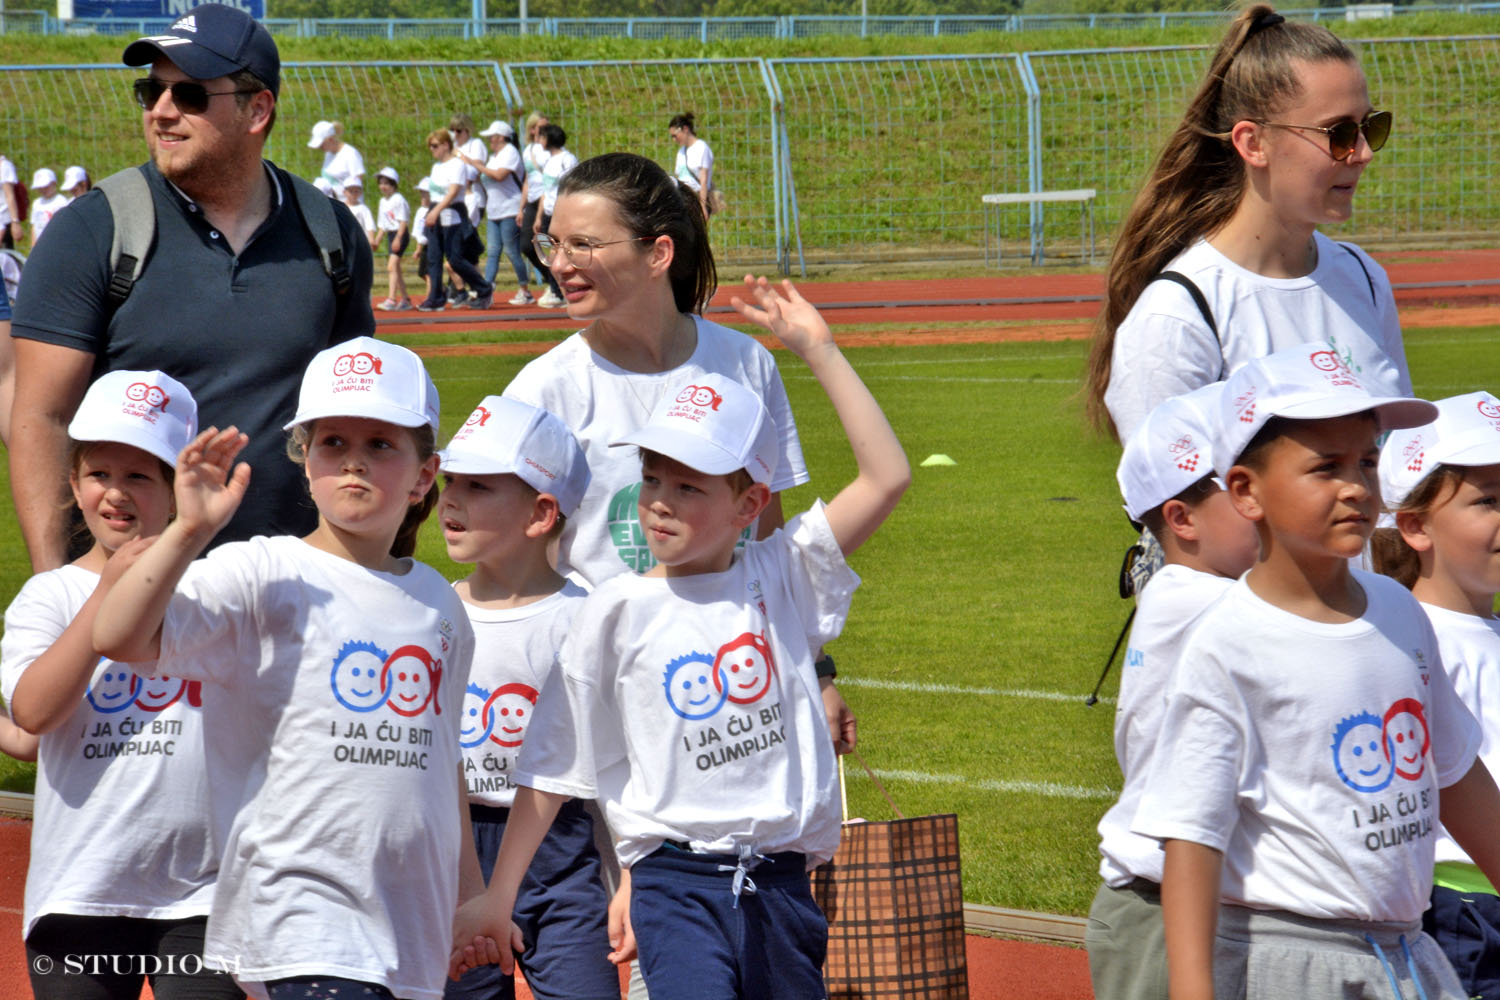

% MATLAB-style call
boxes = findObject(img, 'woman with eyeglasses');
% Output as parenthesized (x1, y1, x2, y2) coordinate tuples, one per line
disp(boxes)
(419, 127, 493, 312)
(1084, 3, 1409, 443)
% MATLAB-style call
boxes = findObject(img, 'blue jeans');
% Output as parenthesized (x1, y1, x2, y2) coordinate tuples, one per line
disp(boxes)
(484, 217, 528, 288)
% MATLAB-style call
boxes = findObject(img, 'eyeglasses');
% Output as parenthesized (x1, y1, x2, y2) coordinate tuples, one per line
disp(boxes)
(428, 142, 445, 149)
(1255, 110, 1392, 162)
(533, 233, 655, 267)
(133, 78, 260, 114)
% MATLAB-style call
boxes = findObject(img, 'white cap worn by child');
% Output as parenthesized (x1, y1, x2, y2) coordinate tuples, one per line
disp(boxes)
(439, 396, 591, 516)
(307, 120, 337, 148)
(68, 369, 197, 468)
(1214, 342, 1437, 477)
(1117, 381, 1226, 524)
(377, 166, 399, 185)
(285, 335, 440, 433)
(62, 165, 89, 190)
(613, 378, 779, 486)
(31, 167, 56, 190)
(1378, 391, 1500, 508)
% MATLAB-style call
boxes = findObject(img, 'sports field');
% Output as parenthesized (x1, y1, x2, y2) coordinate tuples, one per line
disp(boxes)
(5, 252, 1494, 932)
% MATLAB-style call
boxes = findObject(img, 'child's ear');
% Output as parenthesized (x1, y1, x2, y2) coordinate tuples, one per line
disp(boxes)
(527, 494, 561, 539)
(1394, 510, 1434, 552)
(1226, 465, 1266, 522)
(734, 482, 773, 528)
(1161, 498, 1198, 543)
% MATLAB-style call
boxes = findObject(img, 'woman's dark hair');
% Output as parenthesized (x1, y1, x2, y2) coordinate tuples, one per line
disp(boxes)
(559, 152, 716, 315)
(540, 123, 567, 150)
(1083, 5, 1356, 438)
(669, 112, 697, 134)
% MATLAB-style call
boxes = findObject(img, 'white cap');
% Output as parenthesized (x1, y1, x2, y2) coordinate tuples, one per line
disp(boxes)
(1117, 382, 1226, 523)
(613, 378, 778, 485)
(313, 176, 334, 196)
(377, 166, 399, 184)
(440, 396, 591, 515)
(307, 120, 337, 148)
(1214, 342, 1437, 477)
(68, 369, 197, 469)
(31, 167, 56, 190)
(285, 336, 439, 433)
(479, 119, 515, 138)
(342, 175, 362, 189)
(1379, 391, 1500, 508)
(62, 165, 88, 190)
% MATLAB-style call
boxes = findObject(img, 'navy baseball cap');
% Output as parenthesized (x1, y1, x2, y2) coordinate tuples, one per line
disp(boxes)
(123, 4, 280, 98)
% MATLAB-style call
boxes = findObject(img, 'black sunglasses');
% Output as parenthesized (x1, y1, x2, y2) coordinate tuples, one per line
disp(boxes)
(133, 77, 260, 114)
(1256, 110, 1392, 162)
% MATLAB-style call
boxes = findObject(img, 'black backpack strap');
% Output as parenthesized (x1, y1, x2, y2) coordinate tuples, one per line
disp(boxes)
(97, 166, 155, 307)
(1148, 270, 1224, 380)
(1339, 241, 1377, 306)
(286, 172, 352, 297)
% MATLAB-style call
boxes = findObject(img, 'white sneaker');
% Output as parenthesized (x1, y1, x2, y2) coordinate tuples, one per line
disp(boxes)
(508, 289, 535, 306)
(537, 290, 566, 309)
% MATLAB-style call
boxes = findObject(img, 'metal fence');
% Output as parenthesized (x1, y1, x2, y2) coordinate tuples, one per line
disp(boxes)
(10, 6, 1500, 40)
(3, 38, 1499, 270)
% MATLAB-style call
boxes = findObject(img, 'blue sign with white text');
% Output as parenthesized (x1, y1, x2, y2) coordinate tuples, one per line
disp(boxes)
(69, 0, 265, 21)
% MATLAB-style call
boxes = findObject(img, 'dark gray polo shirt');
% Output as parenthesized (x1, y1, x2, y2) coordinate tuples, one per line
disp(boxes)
(13, 159, 375, 546)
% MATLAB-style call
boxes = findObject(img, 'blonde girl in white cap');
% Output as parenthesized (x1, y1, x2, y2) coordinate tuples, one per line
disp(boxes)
(375, 166, 413, 311)
(1374, 393, 1500, 1000)
(3, 369, 243, 1000)
(94, 337, 482, 1000)
(27, 167, 66, 247)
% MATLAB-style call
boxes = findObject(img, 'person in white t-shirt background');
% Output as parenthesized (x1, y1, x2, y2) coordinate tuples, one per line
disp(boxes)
(1083, 5, 1409, 444)
(421, 128, 493, 312)
(308, 119, 365, 193)
(375, 166, 413, 311)
(668, 112, 716, 220)
(530, 122, 576, 309)
(0, 153, 22, 248)
(1085, 381, 1257, 1000)
(459, 119, 532, 307)
(339, 175, 378, 250)
(92, 338, 483, 1000)
(1375, 392, 1500, 1000)
(519, 112, 552, 291)
(2, 369, 241, 1000)
(27, 168, 67, 248)
(449, 113, 488, 229)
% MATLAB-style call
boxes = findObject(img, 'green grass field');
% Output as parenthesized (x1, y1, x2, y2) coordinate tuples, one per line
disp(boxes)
(4, 316, 1497, 917)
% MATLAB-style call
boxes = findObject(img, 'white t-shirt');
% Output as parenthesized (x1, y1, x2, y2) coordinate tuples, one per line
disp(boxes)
(503, 316, 810, 587)
(1097, 564, 1234, 887)
(347, 201, 375, 239)
(429, 158, 474, 228)
(481, 144, 524, 221)
(377, 192, 410, 234)
(29, 192, 68, 245)
(523, 143, 550, 204)
(320, 143, 365, 190)
(0, 565, 223, 938)
(1422, 603, 1500, 868)
(517, 503, 855, 869)
(0, 155, 17, 226)
(460, 581, 589, 809)
(156, 536, 474, 1000)
(541, 148, 578, 216)
(674, 138, 714, 193)
(1135, 571, 1481, 923)
(1105, 233, 1411, 440)
(459, 137, 487, 221)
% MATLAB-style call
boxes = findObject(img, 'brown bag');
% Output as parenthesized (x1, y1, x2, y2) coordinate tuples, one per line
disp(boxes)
(811, 752, 970, 999)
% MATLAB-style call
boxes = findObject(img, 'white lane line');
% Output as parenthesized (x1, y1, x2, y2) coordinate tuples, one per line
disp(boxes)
(870, 767, 1116, 801)
(839, 676, 1113, 705)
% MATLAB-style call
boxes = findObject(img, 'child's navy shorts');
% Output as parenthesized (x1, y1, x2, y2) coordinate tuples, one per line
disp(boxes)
(630, 844, 828, 1000)
(1425, 884, 1500, 1000)
(445, 799, 618, 1000)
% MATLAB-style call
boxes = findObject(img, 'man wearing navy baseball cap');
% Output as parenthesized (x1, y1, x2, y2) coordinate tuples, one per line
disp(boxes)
(9, 3, 375, 575)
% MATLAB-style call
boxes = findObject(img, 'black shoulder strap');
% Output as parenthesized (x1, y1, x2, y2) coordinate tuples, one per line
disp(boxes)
(1148, 270, 1226, 380)
(1338, 241, 1377, 306)
(285, 171, 352, 297)
(97, 165, 155, 307)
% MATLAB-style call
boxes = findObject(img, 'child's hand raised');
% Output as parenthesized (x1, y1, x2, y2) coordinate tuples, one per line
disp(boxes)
(730, 276, 834, 360)
(173, 427, 251, 541)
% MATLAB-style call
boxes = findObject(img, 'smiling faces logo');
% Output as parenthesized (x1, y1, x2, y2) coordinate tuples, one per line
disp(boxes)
(1331, 712, 1395, 793)
(1383, 698, 1430, 781)
(330, 640, 393, 712)
(382, 645, 442, 717)
(663, 652, 728, 721)
(85, 667, 141, 714)
(483, 683, 539, 748)
(460, 683, 494, 748)
(713, 632, 775, 705)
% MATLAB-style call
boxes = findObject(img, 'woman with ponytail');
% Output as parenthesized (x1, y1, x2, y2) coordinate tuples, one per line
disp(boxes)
(1085, 5, 1410, 441)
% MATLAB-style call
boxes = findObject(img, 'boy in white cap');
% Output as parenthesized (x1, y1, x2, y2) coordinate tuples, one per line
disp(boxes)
(1087, 381, 1258, 1000)
(1135, 343, 1500, 1000)
(338, 174, 377, 249)
(450, 276, 910, 999)
(1375, 392, 1500, 999)
(438, 396, 619, 1000)
(61, 166, 90, 200)
(27, 167, 65, 246)
(375, 166, 412, 310)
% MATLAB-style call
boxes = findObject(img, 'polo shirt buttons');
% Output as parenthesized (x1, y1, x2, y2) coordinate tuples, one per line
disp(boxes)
(210, 231, 220, 240)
